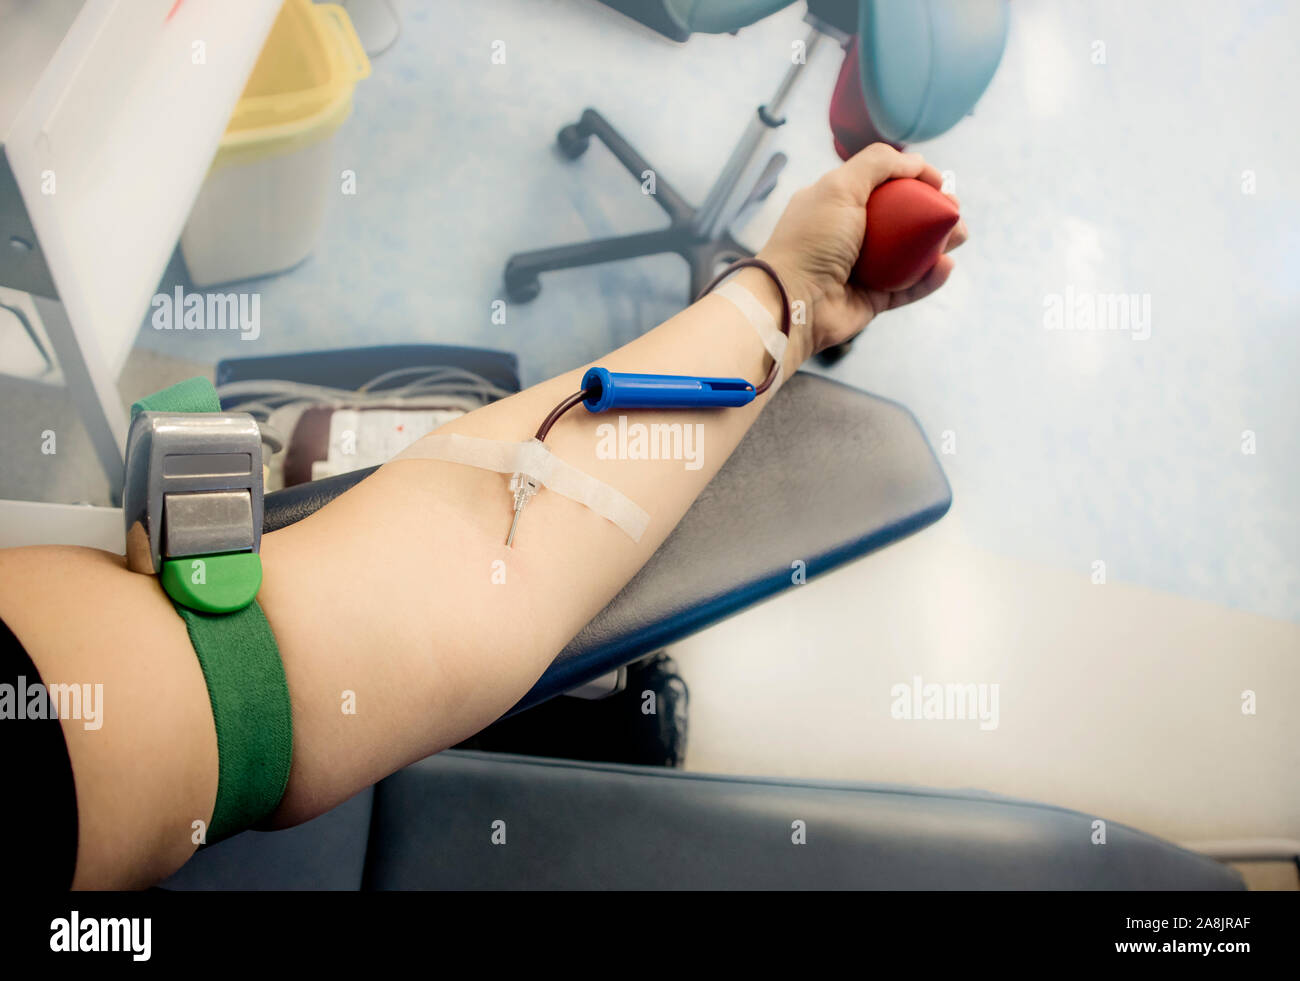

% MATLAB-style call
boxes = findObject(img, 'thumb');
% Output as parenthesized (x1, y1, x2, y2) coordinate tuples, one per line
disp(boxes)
(833, 144, 944, 204)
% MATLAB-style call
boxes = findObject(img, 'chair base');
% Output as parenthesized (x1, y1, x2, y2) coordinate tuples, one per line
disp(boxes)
(503, 108, 779, 305)
(504, 106, 854, 366)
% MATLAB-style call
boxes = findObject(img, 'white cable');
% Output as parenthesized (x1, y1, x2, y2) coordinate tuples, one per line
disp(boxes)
(216, 367, 513, 419)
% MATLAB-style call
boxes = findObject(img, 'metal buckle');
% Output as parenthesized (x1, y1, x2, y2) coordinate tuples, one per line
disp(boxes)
(123, 412, 263, 612)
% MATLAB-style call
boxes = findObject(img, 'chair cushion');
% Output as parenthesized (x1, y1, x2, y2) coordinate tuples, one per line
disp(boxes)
(829, 36, 900, 159)
(365, 751, 1245, 890)
(857, 0, 1009, 143)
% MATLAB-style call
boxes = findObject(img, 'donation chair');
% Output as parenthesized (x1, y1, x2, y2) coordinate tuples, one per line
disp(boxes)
(161, 343, 1241, 890)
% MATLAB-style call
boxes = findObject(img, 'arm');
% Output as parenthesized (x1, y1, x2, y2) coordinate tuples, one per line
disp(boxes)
(0, 146, 965, 889)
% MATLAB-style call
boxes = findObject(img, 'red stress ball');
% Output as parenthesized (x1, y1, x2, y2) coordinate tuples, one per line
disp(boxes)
(854, 178, 961, 292)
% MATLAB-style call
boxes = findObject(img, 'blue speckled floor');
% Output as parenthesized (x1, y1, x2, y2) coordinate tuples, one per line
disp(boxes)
(134, 0, 1300, 621)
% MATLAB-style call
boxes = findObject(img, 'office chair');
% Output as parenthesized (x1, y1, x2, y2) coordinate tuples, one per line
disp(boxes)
(503, 0, 812, 305)
(502, 0, 1008, 311)
(829, 0, 1010, 155)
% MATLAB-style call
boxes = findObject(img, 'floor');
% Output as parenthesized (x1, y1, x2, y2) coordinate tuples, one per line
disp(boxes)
(1, 0, 1296, 866)
(678, 510, 1300, 851)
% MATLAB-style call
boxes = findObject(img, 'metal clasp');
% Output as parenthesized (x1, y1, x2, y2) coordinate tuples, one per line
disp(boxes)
(123, 412, 264, 612)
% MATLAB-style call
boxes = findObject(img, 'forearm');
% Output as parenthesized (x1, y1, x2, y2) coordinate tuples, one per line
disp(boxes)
(257, 265, 805, 824)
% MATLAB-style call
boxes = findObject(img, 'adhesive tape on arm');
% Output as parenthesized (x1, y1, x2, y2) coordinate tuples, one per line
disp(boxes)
(713, 279, 789, 368)
(387, 433, 650, 543)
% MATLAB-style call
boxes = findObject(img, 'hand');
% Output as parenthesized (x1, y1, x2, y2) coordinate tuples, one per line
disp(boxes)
(758, 144, 968, 356)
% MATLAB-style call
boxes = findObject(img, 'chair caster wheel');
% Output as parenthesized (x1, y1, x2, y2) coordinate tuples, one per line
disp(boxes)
(817, 341, 853, 366)
(557, 124, 590, 160)
(505, 273, 541, 304)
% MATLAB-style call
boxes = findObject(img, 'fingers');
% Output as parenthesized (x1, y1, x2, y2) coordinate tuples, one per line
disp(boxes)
(941, 189, 967, 252)
(914, 161, 945, 190)
(832, 143, 943, 203)
(945, 219, 969, 253)
(887, 253, 955, 311)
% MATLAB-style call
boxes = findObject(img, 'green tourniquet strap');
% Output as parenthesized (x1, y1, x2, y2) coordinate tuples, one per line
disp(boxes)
(135, 376, 293, 841)
(130, 375, 225, 416)
(176, 605, 293, 841)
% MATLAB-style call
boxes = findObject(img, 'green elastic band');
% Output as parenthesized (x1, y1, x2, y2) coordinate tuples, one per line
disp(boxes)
(134, 376, 293, 841)
(175, 605, 293, 841)
(130, 375, 229, 416)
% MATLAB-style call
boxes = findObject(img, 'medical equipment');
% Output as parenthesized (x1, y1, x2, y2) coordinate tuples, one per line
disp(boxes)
(120, 359, 513, 838)
(122, 376, 292, 842)
(500, 169, 963, 548)
(123, 407, 264, 613)
(579, 369, 759, 411)
(385, 259, 791, 546)
(390, 434, 650, 544)
(217, 365, 512, 489)
(505, 257, 792, 546)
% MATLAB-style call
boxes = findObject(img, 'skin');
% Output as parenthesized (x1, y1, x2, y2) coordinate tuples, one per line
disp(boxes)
(0, 145, 965, 889)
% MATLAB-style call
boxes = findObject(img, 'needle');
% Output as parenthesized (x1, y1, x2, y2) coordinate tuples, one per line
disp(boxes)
(505, 472, 539, 548)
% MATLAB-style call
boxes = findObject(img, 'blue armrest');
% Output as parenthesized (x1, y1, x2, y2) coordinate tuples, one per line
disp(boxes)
(216, 343, 522, 398)
(512, 371, 949, 712)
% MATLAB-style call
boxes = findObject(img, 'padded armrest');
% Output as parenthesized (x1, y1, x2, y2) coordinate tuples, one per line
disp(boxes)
(365, 751, 1245, 889)
(260, 372, 951, 711)
(216, 343, 522, 395)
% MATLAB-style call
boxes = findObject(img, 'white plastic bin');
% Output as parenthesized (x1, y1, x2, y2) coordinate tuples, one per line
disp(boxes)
(180, 0, 370, 287)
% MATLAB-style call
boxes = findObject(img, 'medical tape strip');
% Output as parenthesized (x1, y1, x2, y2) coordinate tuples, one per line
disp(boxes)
(389, 433, 650, 543)
(713, 278, 789, 373)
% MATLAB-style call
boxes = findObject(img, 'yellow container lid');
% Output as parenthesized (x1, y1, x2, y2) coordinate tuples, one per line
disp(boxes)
(213, 0, 370, 168)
